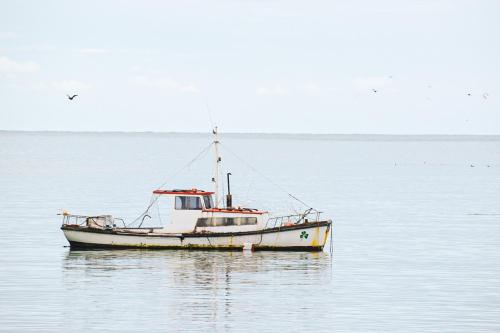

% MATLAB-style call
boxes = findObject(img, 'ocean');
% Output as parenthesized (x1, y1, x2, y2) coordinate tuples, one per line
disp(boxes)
(0, 131, 499, 332)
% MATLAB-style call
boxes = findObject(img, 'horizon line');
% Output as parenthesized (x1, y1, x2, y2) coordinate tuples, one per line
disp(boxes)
(1, 129, 500, 137)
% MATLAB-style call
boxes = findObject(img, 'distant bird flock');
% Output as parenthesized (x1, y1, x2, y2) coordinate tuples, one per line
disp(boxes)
(64, 77, 492, 104)
(367, 76, 490, 102)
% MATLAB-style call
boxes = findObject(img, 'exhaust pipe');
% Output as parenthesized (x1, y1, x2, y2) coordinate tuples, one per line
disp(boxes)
(226, 172, 232, 208)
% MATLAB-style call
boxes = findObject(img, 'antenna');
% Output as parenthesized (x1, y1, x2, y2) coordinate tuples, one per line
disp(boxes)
(205, 100, 214, 130)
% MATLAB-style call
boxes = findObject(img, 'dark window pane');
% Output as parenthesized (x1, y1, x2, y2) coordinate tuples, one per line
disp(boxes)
(195, 216, 258, 227)
(175, 196, 202, 210)
(196, 218, 209, 227)
(203, 196, 213, 209)
(188, 197, 201, 209)
(175, 197, 183, 209)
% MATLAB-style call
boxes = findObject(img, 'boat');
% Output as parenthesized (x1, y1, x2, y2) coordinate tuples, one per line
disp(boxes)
(60, 128, 332, 251)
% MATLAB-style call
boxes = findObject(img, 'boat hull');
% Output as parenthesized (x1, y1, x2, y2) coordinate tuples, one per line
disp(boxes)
(61, 221, 331, 251)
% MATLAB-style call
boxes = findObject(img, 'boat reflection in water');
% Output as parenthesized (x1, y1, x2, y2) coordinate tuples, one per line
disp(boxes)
(62, 250, 333, 331)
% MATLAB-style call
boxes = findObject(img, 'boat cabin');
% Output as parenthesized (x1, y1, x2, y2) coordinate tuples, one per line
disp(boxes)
(152, 189, 268, 233)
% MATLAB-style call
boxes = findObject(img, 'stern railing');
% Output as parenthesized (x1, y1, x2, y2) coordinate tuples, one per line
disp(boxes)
(265, 208, 322, 229)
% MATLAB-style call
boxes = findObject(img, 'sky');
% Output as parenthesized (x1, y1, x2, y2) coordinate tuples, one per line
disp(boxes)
(0, 0, 499, 134)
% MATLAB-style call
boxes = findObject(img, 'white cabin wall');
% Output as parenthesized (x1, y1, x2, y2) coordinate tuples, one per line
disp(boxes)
(160, 195, 203, 233)
(163, 208, 201, 233)
(157, 194, 271, 233)
(156, 196, 174, 227)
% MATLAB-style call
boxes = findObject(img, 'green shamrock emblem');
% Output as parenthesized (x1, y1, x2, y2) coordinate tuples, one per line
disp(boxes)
(300, 231, 309, 239)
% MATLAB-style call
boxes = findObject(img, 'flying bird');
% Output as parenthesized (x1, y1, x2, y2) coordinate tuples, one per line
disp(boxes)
(467, 93, 472, 97)
(67, 94, 78, 100)
(372, 89, 378, 93)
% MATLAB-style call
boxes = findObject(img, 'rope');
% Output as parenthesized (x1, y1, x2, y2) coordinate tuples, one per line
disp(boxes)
(329, 222, 334, 276)
(127, 195, 157, 227)
(242, 171, 255, 205)
(127, 134, 316, 227)
(329, 223, 333, 255)
(156, 199, 163, 226)
(156, 142, 213, 190)
(126, 142, 213, 227)
(220, 143, 314, 210)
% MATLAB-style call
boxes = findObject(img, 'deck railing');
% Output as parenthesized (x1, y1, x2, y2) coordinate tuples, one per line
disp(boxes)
(265, 208, 322, 229)
(59, 213, 126, 229)
(60, 213, 88, 227)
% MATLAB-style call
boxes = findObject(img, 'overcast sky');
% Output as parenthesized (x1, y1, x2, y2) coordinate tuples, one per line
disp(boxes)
(1, 0, 499, 134)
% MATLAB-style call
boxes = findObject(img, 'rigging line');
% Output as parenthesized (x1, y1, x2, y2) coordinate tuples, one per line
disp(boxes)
(155, 198, 163, 227)
(155, 142, 213, 190)
(219, 143, 314, 209)
(329, 223, 333, 255)
(329, 223, 334, 278)
(127, 142, 213, 227)
(243, 171, 255, 206)
(128, 195, 156, 227)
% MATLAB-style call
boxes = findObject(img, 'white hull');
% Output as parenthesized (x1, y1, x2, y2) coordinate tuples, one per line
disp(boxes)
(62, 221, 331, 251)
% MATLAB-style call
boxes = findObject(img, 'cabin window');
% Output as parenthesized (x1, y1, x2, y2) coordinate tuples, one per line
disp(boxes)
(175, 196, 202, 210)
(203, 196, 214, 209)
(196, 217, 258, 227)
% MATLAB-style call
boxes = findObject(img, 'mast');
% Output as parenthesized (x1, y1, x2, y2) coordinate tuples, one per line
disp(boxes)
(212, 126, 221, 207)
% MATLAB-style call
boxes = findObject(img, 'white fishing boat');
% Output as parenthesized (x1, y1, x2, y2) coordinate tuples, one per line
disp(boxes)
(60, 128, 332, 251)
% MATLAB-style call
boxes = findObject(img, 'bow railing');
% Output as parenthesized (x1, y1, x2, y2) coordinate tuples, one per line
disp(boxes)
(59, 213, 126, 229)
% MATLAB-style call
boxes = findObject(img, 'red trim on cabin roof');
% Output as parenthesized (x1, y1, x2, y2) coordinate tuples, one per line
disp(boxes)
(153, 189, 214, 195)
(202, 208, 267, 215)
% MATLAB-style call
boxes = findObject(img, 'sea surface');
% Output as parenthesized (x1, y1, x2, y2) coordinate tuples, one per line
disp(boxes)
(0, 131, 499, 332)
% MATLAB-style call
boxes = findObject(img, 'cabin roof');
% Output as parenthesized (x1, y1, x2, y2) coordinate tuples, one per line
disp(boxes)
(153, 189, 214, 196)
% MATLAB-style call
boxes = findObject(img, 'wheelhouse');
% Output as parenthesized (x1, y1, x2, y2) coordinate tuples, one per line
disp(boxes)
(152, 189, 268, 233)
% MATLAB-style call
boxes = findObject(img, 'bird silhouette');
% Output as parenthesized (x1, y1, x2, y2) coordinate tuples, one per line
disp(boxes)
(372, 89, 378, 93)
(67, 94, 78, 100)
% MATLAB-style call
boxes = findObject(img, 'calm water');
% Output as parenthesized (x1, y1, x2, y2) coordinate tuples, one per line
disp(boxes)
(0, 131, 499, 332)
